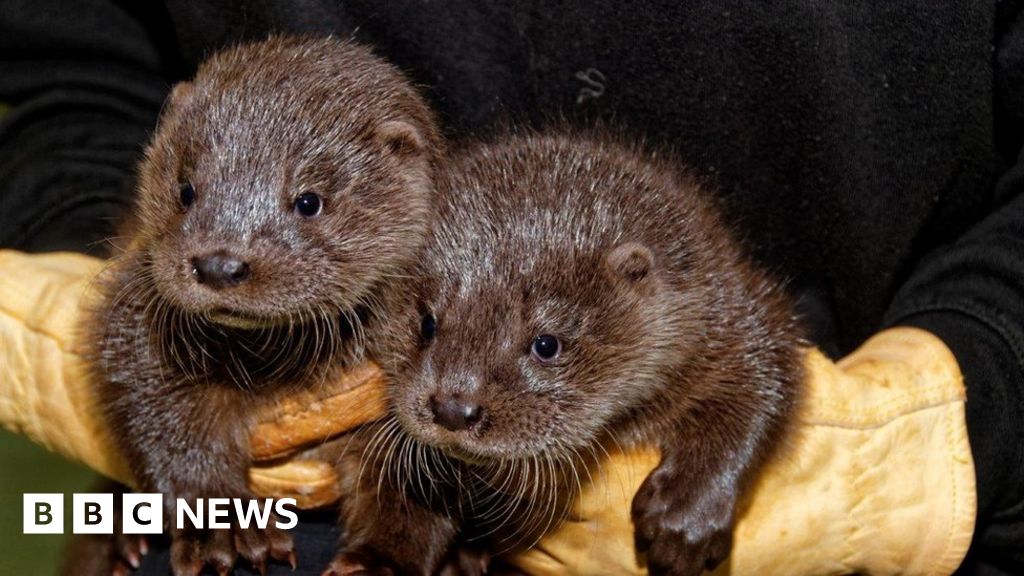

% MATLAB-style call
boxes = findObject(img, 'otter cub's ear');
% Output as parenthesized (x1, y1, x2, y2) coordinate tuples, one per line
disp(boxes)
(164, 81, 194, 115)
(606, 242, 655, 285)
(374, 120, 427, 158)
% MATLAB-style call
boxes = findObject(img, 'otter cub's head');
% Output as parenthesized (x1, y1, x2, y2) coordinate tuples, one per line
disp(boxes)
(395, 135, 710, 462)
(134, 36, 440, 329)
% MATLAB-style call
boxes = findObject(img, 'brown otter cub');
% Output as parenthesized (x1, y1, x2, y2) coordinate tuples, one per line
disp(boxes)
(86, 36, 440, 575)
(331, 132, 803, 576)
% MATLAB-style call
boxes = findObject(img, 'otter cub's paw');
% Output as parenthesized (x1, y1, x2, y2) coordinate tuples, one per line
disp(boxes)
(631, 469, 736, 576)
(170, 521, 294, 576)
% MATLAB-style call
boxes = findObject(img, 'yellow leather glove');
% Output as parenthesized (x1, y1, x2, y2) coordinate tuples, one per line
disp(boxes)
(0, 250, 976, 575)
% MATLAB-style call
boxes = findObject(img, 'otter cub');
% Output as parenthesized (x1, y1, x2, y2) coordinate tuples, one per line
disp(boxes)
(330, 132, 803, 576)
(86, 36, 440, 575)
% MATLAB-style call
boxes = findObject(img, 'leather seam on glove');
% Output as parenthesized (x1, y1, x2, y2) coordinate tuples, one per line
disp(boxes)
(805, 386, 965, 427)
(934, 400, 965, 576)
(842, 425, 871, 571)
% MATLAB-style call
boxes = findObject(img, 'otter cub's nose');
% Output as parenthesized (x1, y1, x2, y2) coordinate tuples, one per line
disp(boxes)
(429, 394, 483, 432)
(191, 253, 250, 289)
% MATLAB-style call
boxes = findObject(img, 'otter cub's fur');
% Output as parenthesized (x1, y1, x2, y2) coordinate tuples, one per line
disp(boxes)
(330, 132, 803, 576)
(85, 36, 440, 575)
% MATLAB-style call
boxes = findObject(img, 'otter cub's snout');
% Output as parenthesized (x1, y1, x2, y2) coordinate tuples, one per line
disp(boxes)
(429, 392, 483, 432)
(190, 251, 250, 289)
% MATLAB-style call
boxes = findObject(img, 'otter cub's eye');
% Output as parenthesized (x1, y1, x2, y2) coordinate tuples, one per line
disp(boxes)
(420, 314, 437, 342)
(294, 192, 323, 218)
(179, 182, 195, 209)
(531, 334, 561, 362)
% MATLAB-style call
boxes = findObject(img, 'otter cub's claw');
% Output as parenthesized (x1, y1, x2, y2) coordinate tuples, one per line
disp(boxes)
(233, 519, 295, 571)
(632, 469, 736, 576)
(170, 521, 295, 576)
(109, 532, 148, 574)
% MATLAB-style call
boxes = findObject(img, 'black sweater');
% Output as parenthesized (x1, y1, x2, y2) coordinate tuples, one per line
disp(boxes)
(1, 1, 1021, 573)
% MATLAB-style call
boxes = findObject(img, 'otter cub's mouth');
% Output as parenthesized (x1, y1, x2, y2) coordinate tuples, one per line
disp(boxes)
(205, 309, 284, 330)
(425, 435, 552, 467)
(442, 445, 494, 467)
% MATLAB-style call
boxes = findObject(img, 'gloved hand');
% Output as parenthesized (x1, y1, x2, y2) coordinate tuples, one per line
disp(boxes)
(0, 250, 976, 575)
(0, 249, 383, 508)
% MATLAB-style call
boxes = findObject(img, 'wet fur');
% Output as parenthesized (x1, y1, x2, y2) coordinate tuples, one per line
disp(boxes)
(331, 131, 804, 575)
(82, 36, 440, 575)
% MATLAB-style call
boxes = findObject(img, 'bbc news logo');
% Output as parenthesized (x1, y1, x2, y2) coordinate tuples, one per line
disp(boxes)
(23, 494, 298, 534)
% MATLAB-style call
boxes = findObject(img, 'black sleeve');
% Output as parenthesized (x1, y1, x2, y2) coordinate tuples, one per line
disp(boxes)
(0, 0, 176, 254)
(884, 7, 1024, 570)
(890, 202, 1024, 571)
